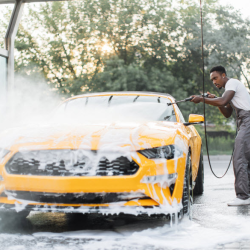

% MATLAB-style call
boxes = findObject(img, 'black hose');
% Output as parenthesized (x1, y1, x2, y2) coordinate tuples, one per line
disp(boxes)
(199, 0, 233, 178)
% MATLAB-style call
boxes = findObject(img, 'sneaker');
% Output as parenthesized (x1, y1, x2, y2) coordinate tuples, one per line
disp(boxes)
(227, 198, 250, 206)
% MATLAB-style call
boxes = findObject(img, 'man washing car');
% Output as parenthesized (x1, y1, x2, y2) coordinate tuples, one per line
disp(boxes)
(191, 65, 250, 206)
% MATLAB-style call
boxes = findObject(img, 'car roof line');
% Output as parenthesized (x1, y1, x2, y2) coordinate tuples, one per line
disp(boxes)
(67, 91, 175, 101)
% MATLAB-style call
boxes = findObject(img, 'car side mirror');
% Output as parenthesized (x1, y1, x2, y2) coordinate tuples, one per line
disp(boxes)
(183, 114, 204, 126)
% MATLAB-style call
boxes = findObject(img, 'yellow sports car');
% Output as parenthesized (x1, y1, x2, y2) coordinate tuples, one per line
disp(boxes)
(0, 92, 204, 218)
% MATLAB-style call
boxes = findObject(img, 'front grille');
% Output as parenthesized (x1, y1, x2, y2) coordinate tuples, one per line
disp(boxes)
(5, 191, 149, 204)
(5, 150, 139, 176)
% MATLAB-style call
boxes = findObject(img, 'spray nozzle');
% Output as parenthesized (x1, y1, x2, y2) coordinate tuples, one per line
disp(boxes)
(201, 93, 209, 98)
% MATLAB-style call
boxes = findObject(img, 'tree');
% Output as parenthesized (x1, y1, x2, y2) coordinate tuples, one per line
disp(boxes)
(167, 0, 250, 123)
(14, 0, 181, 94)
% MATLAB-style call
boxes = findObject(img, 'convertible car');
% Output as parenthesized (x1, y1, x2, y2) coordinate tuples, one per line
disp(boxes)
(0, 92, 204, 218)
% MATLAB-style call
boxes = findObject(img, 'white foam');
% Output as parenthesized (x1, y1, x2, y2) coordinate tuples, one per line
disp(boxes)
(30, 215, 250, 250)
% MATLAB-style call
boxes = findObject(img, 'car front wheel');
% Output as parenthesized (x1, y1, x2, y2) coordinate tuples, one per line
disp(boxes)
(182, 153, 192, 215)
(193, 147, 204, 195)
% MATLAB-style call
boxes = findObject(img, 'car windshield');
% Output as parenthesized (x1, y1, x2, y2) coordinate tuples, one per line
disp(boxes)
(54, 95, 177, 123)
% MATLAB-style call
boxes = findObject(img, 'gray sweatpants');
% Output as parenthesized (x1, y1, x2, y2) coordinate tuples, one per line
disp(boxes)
(233, 108, 250, 200)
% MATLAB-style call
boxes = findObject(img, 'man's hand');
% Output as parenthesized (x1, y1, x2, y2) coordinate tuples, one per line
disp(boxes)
(190, 95, 202, 103)
(206, 91, 217, 98)
(191, 92, 217, 103)
(190, 90, 234, 108)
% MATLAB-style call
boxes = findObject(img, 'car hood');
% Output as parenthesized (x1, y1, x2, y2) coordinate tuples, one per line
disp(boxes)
(0, 122, 188, 153)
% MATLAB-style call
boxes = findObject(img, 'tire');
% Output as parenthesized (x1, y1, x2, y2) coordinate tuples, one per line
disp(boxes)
(182, 153, 192, 215)
(193, 147, 204, 195)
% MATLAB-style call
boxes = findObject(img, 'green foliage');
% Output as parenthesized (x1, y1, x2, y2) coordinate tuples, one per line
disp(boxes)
(195, 125, 235, 155)
(0, 5, 14, 48)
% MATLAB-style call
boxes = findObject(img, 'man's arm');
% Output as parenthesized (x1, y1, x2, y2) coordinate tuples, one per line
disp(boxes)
(204, 91, 233, 118)
(218, 103, 233, 118)
(191, 90, 235, 107)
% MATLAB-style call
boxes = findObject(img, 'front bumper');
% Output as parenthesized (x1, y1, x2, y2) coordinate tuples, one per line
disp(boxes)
(0, 153, 187, 213)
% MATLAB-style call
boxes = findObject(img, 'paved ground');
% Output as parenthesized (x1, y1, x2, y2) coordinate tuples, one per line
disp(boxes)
(0, 155, 250, 250)
(194, 155, 250, 249)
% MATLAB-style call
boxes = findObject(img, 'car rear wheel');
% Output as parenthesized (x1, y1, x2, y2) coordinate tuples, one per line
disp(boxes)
(182, 153, 192, 215)
(193, 147, 204, 195)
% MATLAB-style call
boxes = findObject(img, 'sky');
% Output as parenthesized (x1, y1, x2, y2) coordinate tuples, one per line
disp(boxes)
(219, 0, 250, 19)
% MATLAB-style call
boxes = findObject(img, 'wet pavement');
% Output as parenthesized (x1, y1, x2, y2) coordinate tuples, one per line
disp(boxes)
(0, 155, 250, 249)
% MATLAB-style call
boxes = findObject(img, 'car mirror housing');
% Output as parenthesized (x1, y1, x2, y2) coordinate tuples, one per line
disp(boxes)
(184, 114, 204, 126)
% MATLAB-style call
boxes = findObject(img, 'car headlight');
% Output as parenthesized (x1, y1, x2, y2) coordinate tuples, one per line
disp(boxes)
(0, 148, 10, 162)
(138, 145, 182, 159)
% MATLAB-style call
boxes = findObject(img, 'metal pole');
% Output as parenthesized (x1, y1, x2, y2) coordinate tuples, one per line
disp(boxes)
(5, 0, 24, 92)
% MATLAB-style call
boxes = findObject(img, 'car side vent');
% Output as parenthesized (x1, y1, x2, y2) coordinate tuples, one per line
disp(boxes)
(169, 183, 175, 196)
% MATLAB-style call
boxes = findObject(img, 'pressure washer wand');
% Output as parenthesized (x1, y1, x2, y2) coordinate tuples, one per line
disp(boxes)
(167, 97, 193, 106)
(167, 93, 209, 106)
